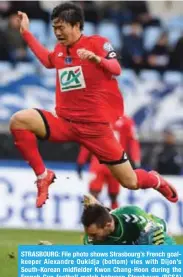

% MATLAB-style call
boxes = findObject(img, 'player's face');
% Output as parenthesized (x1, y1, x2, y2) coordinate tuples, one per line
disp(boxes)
(86, 222, 112, 241)
(52, 19, 80, 46)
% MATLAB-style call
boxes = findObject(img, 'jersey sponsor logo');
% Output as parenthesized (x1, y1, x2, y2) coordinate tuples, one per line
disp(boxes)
(58, 66, 86, 92)
(123, 214, 147, 224)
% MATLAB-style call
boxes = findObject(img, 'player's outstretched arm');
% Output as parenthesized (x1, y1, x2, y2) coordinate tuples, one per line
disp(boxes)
(17, 11, 54, 69)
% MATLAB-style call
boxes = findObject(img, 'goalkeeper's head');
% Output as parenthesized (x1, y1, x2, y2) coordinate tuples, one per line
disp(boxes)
(81, 204, 115, 241)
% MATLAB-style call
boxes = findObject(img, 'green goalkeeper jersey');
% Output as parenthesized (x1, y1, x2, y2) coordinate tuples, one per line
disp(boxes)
(83, 205, 167, 245)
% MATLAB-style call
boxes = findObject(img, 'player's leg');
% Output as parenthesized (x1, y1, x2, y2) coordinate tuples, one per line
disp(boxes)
(106, 169, 120, 209)
(109, 194, 118, 209)
(89, 170, 104, 199)
(10, 109, 49, 175)
(80, 123, 178, 203)
(107, 160, 178, 203)
(79, 124, 137, 190)
(87, 158, 105, 199)
(9, 109, 72, 207)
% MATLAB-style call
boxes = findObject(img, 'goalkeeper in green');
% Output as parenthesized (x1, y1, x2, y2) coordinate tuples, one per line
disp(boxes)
(82, 195, 176, 245)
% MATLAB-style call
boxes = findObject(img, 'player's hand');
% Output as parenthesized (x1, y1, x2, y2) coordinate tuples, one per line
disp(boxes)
(82, 194, 101, 207)
(77, 49, 101, 63)
(17, 11, 30, 34)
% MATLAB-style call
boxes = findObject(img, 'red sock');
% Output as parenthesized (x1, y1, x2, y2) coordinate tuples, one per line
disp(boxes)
(11, 129, 46, 176)
(135, 169, 159, 189)
(111, 202, 118, 209)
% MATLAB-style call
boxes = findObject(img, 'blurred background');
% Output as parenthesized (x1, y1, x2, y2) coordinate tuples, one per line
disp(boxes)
(0, 0, 183, 255)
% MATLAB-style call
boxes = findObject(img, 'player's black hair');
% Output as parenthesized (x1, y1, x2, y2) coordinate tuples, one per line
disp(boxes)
(51, 2, 84, 31)
(81, 204, 112, 228)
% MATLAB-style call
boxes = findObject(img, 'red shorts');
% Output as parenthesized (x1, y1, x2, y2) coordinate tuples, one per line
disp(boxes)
(36, 109, 124, 163)
(89, 163, 120, 195)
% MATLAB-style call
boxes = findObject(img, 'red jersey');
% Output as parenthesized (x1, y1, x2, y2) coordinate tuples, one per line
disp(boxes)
(77, 115, 141, 168)
(23, 32, 124, 123)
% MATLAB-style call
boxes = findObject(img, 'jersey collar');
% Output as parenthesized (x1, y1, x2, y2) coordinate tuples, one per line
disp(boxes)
(68, 34, 85, 49)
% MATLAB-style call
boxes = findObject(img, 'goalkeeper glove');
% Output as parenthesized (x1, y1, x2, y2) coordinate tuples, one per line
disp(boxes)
(135, 222, 164, 245)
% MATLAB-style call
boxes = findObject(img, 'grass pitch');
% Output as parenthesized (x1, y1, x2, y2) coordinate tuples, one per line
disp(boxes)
(0, 229, 82, 277)
(0, 229, 182, 277)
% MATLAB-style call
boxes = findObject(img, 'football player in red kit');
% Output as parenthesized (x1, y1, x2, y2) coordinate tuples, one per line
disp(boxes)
(10, 2, 178, 208)
(77, 115, 141, 209)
